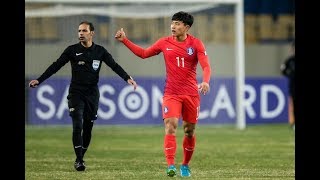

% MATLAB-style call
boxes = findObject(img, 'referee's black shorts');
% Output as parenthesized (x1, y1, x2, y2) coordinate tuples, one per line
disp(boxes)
(67, 85, 99, 121)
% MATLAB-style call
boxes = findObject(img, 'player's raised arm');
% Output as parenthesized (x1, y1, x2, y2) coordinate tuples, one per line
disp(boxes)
(115, 28, 160, 59)
(115, 28, 126, 42)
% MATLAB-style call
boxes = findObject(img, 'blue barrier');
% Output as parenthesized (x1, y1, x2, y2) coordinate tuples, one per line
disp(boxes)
(27, 77, 288, 125)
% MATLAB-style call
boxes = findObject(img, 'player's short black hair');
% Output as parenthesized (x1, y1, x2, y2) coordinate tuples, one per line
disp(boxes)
(79, 21, 95, 31)
(172, 11, 194, 27)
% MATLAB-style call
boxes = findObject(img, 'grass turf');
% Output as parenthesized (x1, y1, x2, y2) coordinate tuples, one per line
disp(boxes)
(26, 123, 295, 179)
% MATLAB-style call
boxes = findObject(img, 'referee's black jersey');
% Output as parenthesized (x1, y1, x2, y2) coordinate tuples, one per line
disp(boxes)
(37, 42, 131, 86)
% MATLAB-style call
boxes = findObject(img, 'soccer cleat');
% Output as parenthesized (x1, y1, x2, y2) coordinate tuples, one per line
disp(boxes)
(74, 160, 86, 171)
(166, 165, 177, 177)
(180, 164, 191, 177)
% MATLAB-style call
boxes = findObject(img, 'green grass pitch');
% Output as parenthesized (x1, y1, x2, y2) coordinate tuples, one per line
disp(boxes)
(26, 123, 295, 179)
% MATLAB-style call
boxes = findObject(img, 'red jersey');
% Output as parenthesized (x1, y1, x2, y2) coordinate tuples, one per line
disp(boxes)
(122, 34, 211, 95)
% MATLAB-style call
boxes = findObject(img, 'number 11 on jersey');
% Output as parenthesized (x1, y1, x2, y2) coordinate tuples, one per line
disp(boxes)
(176, 57, 184, 67)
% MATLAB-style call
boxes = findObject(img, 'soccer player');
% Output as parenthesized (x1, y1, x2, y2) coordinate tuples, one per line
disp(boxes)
(280, 40, 295, 130)
(115, 11, 212, 177)
(29, 21, 137, 171)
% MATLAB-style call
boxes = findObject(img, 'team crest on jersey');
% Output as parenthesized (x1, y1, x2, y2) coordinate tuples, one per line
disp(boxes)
(92, 60, 100, 70)
(187, 47, 194, 55)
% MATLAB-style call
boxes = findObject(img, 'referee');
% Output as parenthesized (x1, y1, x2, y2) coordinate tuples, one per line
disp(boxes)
(29, 21, 137, 171)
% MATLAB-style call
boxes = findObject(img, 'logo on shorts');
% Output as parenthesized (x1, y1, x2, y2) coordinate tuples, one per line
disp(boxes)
(78, 61, 85, 65)
(164, 106, 168, 114)
(92, 60, 100, 71)
(69, 108, 75, 112)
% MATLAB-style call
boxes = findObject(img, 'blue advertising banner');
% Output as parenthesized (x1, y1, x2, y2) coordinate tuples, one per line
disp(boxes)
(27, 77, 288, 125)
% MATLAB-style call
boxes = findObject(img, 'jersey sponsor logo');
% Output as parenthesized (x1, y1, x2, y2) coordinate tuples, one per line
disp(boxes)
(92, 60, 100, 71)
(187, 47, 194, 55)
(166, 48, 173, 51)
(76, 53, 83, 56)
(165, 147, 174, 150)
(164, 106, 168, 114)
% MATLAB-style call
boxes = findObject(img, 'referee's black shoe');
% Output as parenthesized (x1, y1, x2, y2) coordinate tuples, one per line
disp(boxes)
(74, 159, 86, 171)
